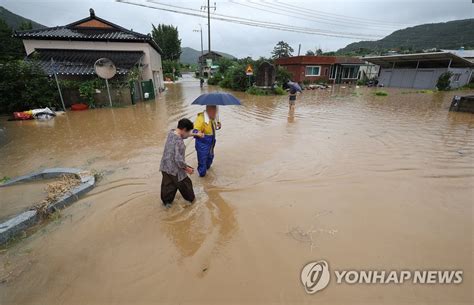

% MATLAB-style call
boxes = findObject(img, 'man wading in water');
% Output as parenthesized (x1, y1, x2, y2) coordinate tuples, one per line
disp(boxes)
(159, 118, 203, 207)
(193, 105, 221, 177)
(289, 87, 297, 111)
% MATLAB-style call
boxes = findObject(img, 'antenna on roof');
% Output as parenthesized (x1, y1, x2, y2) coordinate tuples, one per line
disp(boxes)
(89, 8, 95, 17)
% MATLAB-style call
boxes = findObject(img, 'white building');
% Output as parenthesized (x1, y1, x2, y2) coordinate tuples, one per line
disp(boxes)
(15, 8, 164, 93)
(357, 61, 380, 81)
(364, 52, 473, 89)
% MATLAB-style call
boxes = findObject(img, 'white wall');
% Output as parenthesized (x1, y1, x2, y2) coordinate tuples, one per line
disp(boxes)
(358, 64, 379, 80)
(448, 68, 472, 89)
(379, 67, 472, 89)
(23, 39, 164, 91)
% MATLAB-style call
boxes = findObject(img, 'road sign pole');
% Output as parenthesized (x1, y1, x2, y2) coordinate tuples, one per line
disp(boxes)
(51, 58, 66, 111)
(105, 79, 113, 107)
(54, 72, 66, 111)
(245, 64, 253, 87)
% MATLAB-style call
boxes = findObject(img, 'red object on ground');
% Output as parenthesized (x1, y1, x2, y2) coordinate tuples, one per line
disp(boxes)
(71, 103, 89, 111)
(13, 112, 33, 120)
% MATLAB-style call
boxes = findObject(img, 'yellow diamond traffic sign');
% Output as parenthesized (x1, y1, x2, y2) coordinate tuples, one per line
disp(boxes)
(246, 64, 253, 75)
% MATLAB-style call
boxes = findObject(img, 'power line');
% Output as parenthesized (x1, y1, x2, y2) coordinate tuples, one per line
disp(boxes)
(229, 0, 393, 32)
(249, 0, 402, 30)
(124, 0, 383, 39)
(272, 0, 411, 27)
(146, 0, 382, 38)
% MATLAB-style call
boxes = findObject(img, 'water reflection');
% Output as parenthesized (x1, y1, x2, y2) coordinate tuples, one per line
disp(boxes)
(161, 187, 237, 261)
(0, 77, 473, 305)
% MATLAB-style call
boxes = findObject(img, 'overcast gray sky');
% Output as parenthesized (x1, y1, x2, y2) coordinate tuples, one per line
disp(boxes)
(1, 0, 472, 58)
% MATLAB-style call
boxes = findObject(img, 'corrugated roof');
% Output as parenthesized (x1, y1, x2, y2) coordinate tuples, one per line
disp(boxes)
(27, 49, 144, 76)
(363, 52, 474, 68)
(442, 50, 474, 60)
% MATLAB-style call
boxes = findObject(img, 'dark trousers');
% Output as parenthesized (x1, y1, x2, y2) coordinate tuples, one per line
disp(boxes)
(160, 172, 195, 204)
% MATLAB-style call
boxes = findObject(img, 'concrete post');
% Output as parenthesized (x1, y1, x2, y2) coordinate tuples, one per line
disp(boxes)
(388, 62, 395, 86)
(412, 60, 420, 88)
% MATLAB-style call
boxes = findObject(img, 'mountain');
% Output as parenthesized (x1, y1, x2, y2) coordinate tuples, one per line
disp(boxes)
(180, 47, 235, 64)
(337, 19, 474, 55)
(0, 6, 46, 29)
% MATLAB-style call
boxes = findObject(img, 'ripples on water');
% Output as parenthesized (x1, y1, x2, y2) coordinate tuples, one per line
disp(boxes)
(0, 81, 473, 214)
(0, 78, 473, 304)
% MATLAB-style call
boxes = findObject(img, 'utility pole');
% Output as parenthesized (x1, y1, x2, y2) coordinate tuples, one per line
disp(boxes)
(201, 1, 216, 55)
(193, 24, 204, 76)
(207, 0, 211, 54)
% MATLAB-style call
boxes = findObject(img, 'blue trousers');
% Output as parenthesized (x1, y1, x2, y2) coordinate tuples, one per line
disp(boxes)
(195, 135, 215, 177)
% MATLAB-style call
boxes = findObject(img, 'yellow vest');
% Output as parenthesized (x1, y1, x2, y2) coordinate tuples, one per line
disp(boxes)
(194, 112, 216, 136)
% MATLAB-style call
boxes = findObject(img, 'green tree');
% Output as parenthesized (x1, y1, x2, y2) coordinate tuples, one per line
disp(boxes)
(436, 72, 453, 91)
(0, 19, 29, 61)
(151, 24, 182, 61)
(162, 59, 181, 80)
(276, 66, 292, 84)
(271, 41, 294, 59)
(216, 57, 235, 74)
(18, 21, 33, 31)
(220, 63, 250, 91)
(0, 60, 59, 113)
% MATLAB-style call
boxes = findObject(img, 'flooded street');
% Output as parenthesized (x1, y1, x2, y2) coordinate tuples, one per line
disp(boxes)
(0, 77, 473, 304)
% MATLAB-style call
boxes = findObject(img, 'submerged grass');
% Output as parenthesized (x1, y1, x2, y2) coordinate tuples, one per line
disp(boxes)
(401, 89, 435, 94)
(375, 90, 388, 96)
(246, 86, 286, 96)
(246, 86, 269, 96)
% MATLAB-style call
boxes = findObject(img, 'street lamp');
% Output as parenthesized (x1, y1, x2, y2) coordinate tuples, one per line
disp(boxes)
(193, 24, 203, 77)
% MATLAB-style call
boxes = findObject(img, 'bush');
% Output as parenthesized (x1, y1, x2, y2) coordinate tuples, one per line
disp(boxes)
(207, 77, 219, 85)
(207, 73, 222, 85)
(220, 64, 250, 91)
(246, 86, 269, 96)
(436, 72, 452, 91)
(219, 75, 232, 88)
(216, 57, 235, 74)
(276, 66, 292, 85)
(375, 90, 388, 96)
(78, 79, 103, 108)
(164, 73, 175, 81)
(162, 60, 181, 78)
(461, 82, 474, 90)
(0, 60, 59, 113)
(273, 85, 286, 95)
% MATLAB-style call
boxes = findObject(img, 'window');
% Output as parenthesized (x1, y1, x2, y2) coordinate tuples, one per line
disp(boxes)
(305, 66, 321, 76)
(452, 73, 461, 82)
(341, 66, 359, 79)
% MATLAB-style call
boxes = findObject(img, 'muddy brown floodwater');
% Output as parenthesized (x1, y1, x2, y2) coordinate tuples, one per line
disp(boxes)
(0, 77, 473, 305)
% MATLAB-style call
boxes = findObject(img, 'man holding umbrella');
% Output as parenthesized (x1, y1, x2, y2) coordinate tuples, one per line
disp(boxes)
(193, 105, 220, 177)
(288, 81, 302, 111)
(191, 92, 241, 177)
